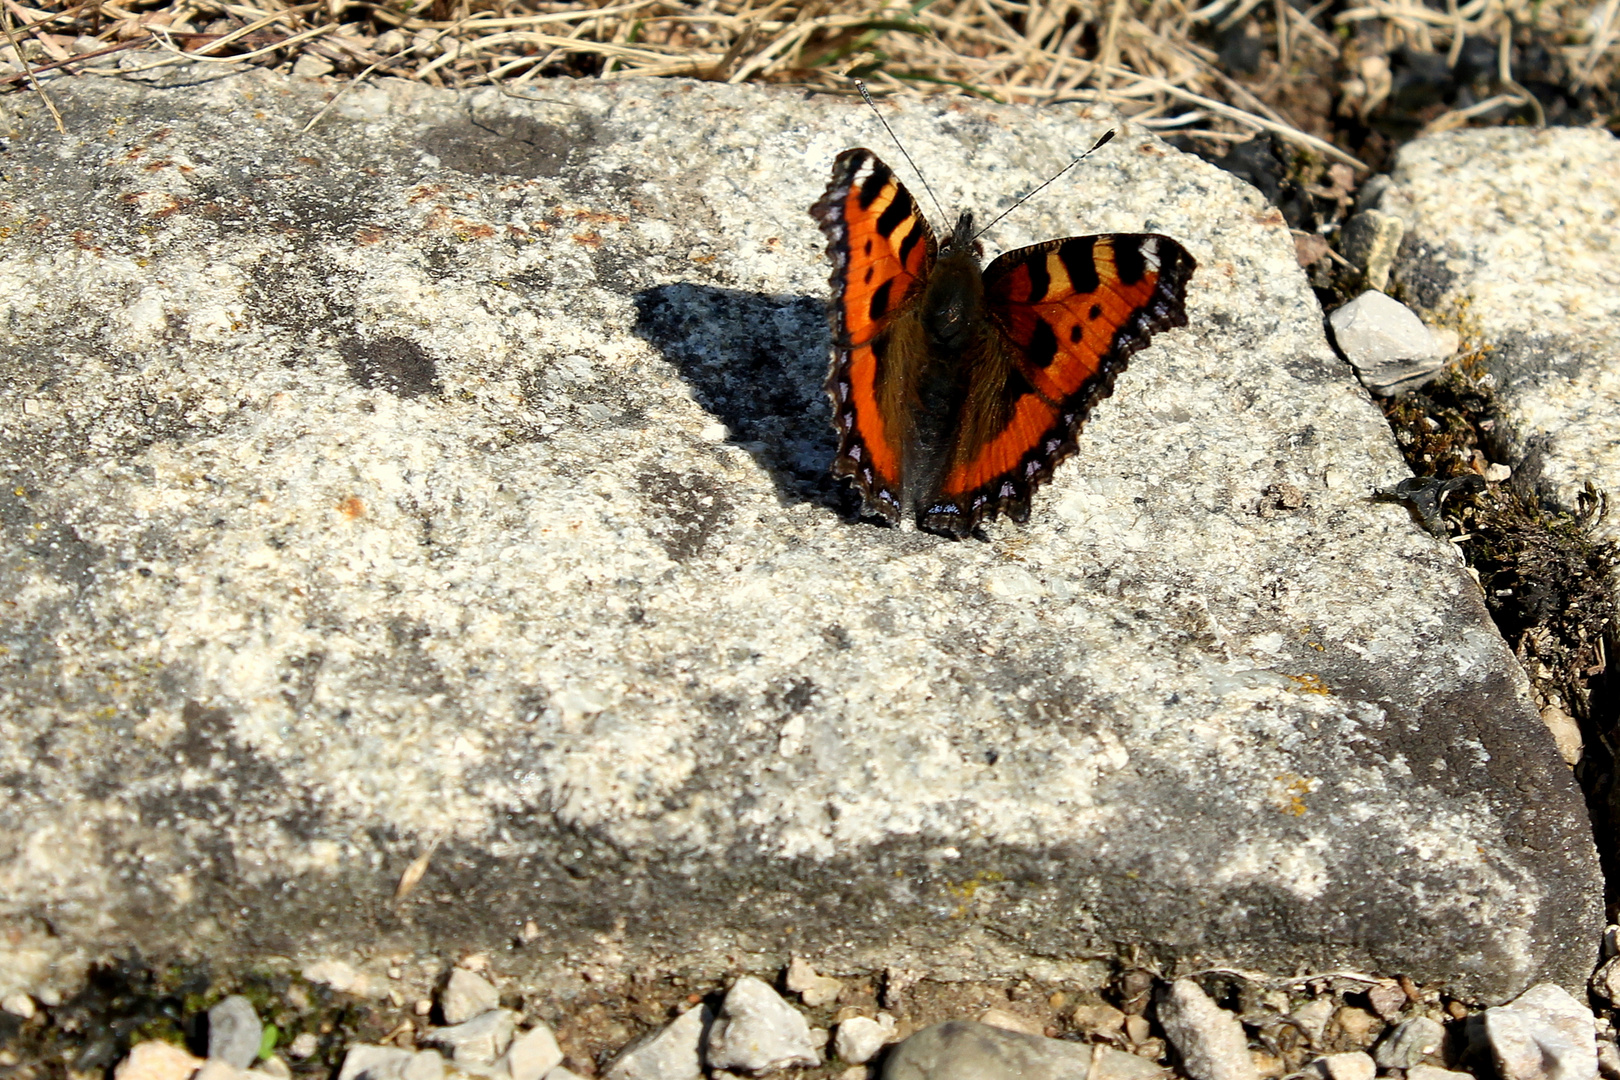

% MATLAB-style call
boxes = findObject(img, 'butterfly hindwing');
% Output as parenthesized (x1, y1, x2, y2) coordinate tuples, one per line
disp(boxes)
(923, 233, 1196, 535)
(810, 149, 938, 523)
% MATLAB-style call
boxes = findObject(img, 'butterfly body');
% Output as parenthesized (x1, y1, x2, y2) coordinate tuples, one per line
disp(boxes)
(811, 146, 1196, 538)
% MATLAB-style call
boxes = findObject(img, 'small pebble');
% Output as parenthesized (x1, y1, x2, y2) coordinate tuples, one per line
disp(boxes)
(1333, 1007, 1379, 1045)
(421, 1009, 518, 1066)
(1308, 1051, 1376, 1080)
(337, 1046, 444, 1080)
(1126, 1015, 1154, 1045)
(1, 994, 35, 1020)
(114, 1041, 206, 1080)
(208, 995, 265, 1068)
(1340, 210, 1405, 291)
(882, 1020, 1094, 1080)
(1157, 980, 1259, 1080)
(1484, 983, 1597, 1080)
(786, 957, 845, 1008)
(441, 968, 500, 1025)
(1368, 984, 1408, 1023)
(1071, 1003, 1126, 1039)
(834, 1013, 896, 1065)
(706, 975, 822, 1073)
(1375, 1017, 1445, 1069)
(252, 1057, 292, 1080)
(1328, 291, 1449, 395)
(193, 1060, 246, 1080)
(1292, 998, 1337, 1046)
(503, 1024, 564, 1080)
(603, 1003, 709, 1080)
(303, 960, 367, 996)
(288, 1033, 319, 1060)
(1408, 1067, 1477, 1080)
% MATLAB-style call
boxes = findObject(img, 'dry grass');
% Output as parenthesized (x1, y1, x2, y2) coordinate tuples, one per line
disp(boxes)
(0, 0, 1616, 162)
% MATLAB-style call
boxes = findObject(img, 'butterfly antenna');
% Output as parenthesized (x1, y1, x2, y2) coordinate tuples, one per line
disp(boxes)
(853, 78, 949, 225)
(973, 129, 1116, 242)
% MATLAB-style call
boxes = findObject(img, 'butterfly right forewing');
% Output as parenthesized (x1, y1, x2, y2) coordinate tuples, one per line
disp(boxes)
(811, 149, 938, 523)
(922, 232, 1195, 535)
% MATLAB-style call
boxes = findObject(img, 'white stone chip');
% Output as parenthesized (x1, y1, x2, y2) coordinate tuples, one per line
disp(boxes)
(1, 994, 35, 1020)
(193, 1061, 249, 1080)
(503, 1024, 564, 1080)
(834, 1014, 897, 1065)
(303, 960, 367, 996)
(114, 1041, 206, 1080)
(1329, 291, 1449, 395)
(1308, 1052, 1376, 1080)
(705, 975, 822, 1073)
(604, 1004, 709, 1080)
(1408, 1067, 1478, 1080)
(1375, 1017, 1446, 1069)
(250, 1058, 292, 1080)
(422, 1009, 519, 1067)
(1156, 980, 1260, 1080)
(785, 957, 844, 1008)
(441, 969, 501, 1026)
(337, 1046, 413, 1080)
(1290, 999, 1337, 1046)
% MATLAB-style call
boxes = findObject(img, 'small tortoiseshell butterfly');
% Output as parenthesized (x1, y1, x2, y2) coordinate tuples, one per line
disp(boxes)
(811, 144, 1196, 538)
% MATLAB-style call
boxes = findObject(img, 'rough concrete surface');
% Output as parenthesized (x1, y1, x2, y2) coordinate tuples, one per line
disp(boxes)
(0, 66, 1601, 1003)
(1379, 128, 1620, 538)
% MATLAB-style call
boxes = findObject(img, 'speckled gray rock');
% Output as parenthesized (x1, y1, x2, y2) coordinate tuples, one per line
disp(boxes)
(604, 1004, 709, 1080)
(1485, 983, 1598, 1080)
(1375, 1017, 1446, 1069)
(881, 1020, 1092, 1080)
(1379, 127, 1620, 541)
(706, 975, 821, 1072)
(0, 65, 1600, 1004)
(208, 995, 264, 1068)
(1157, 980, 1258, 1080)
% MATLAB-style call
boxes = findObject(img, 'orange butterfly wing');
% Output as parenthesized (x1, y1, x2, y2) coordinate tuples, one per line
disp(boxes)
(810, 149, 938, 522)
(920, 233, 1196, 535)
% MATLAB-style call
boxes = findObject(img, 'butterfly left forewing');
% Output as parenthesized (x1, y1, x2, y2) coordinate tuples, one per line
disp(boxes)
(811, 149, 939, 523)
(923, 233, 1196, 535)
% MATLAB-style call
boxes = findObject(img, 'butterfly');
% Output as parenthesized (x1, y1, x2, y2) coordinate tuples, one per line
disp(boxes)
(810, 145, 1196, 538)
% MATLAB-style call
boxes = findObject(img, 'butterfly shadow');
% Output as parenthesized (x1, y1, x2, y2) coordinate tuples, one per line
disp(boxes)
(631, 284, 858, 516)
